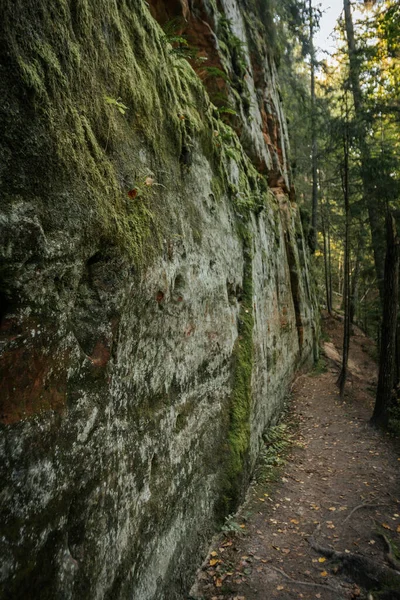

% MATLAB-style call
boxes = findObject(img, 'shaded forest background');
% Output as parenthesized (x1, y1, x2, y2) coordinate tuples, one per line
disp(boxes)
(262, 0, 399, 430)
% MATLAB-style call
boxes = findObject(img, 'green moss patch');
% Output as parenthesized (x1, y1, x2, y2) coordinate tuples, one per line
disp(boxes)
(0, 0, 214, 263)
(223, 227, 254, 510)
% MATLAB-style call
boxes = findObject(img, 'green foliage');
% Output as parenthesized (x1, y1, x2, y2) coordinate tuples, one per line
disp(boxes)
(310, 357, 328, 376)
(202, 66, 231, 82)
(224, 227, 254, 509)
(104, 96, 128, 115)
(220, 514, 246, 537)
(388, 398, 400, 437)
(217, 106, 237, 116)
(254, 422, 293, 482)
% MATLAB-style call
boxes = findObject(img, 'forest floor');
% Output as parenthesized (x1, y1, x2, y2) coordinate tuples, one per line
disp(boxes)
(191, 313, 400, 600)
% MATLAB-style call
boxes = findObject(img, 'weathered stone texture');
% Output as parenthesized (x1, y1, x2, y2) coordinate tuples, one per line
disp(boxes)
(0, 1, 317, 598)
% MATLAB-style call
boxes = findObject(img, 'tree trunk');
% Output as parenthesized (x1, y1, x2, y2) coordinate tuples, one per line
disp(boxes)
(395, 316, 400, 388)
(337, 112, 351, 398)
(343, 0, 385, 297)
(350, 234, 363, 325)
(309, 0, 318, 253)
(371, 213, 400, 428)
(322, 213, 332, 315)
(328, 223, 333, 311)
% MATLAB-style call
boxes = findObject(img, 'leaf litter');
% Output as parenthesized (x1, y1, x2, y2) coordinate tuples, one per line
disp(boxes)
(192, 315, 400, 600)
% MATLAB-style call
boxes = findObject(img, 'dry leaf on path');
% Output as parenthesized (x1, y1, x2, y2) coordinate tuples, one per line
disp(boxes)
(210, 559, 219, 566)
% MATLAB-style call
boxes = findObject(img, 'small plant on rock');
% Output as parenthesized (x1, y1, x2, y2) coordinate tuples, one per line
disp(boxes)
(220, 513, 245, 537)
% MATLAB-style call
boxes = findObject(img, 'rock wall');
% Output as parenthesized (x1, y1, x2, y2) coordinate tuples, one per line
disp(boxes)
(0, 1, 318, 598)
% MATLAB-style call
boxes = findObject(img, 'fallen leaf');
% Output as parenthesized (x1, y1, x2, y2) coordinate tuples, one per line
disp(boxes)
(328, 507, 336, 512)
(382, 523, 392, 530)
(215, 578, 223, 587)
(320, 571, 328, 577)
(318, 557, 326, 563)
(210, 559, 219, 566)
(277, 585, 284, 591)
(291, 519, 299, 524)
(210, 551, 218, 557)
(127, 188, 138, 198)
(240, 524, 246, 529)
(397, 525, 400, 533)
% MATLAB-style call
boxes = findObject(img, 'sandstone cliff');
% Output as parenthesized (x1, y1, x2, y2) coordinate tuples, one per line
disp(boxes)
(0, 1, 317, 598)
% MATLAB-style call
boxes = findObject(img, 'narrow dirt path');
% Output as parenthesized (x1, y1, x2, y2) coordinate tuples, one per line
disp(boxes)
(192, 315, 400, 600)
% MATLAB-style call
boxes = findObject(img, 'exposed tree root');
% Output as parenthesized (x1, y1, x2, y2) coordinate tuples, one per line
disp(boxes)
(309, 538, 400, 596)
(267, 564, 347, 598)
(341, 503, 389, 527)
(377, 532, 400, 572)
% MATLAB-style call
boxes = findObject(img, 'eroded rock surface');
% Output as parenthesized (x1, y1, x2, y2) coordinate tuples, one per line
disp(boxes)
(0, 1, 317, 598)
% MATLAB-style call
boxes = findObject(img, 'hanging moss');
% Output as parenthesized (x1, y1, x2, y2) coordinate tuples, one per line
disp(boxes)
(215, 14, 253, 116)
(0, 0, 214, 263)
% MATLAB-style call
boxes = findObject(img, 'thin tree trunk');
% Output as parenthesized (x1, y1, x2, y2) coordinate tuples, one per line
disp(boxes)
(343, 0, 385, 297)
(350, 234, 363, 325)
(338, 255, 343, 298)
(322, 213, 332, 315)
(395, 316, 400, 388)
(337, 105, 351, 398)
(371, 213, 400, 428)
(328, 217, 333, 310)
(363, 281, 368, 333)
(310, 0, 318, 253)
